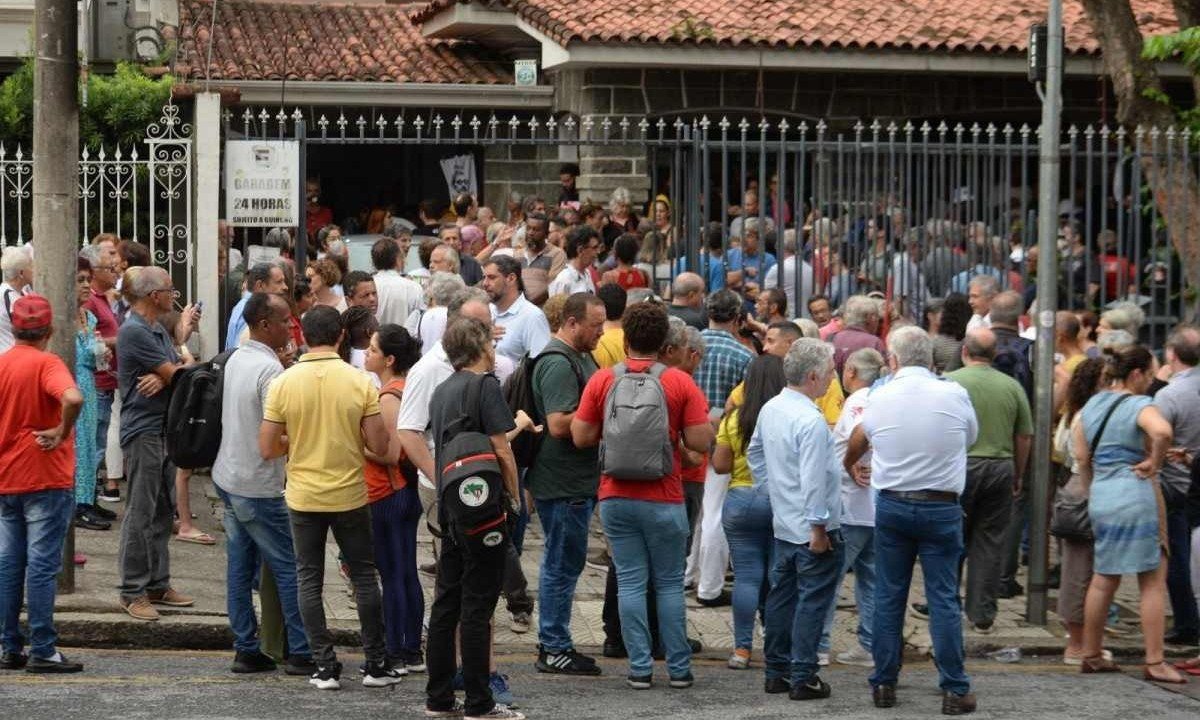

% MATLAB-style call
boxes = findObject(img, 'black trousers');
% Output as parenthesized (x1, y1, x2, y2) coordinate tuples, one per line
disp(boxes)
(426, 523, 507, 715)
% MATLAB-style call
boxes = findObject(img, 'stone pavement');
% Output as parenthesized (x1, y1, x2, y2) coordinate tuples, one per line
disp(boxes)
(49, 474, 1178, 661)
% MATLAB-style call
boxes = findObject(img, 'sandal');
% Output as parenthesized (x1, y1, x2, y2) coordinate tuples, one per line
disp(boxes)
(1143, 661, 1187, 684)
(176, 531, 216, 545)
(1080, 655, 1121, 674)
(1173, 657, 1200, 671)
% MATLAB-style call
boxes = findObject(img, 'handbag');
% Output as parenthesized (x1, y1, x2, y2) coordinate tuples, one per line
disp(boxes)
(1049, 394, 1131, 541)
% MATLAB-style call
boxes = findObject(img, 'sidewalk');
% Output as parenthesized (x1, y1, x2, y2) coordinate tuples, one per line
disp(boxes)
(50, 474, 1173, 661)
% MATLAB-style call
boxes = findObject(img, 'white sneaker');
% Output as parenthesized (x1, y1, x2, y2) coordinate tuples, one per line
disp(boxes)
(817, 652, 830, 666)
(835, 646, 874, 667)
(362, 661, 406, 687)
(465, 704, 525, 720)
(309, 665, 341, 690)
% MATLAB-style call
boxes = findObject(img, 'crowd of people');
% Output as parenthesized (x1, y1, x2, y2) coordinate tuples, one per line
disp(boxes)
(1, 177, 1199, 720)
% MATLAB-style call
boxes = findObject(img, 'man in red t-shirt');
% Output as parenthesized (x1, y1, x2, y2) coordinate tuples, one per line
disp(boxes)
(571, 302, 712, 688)
(0, 295, 84, 673)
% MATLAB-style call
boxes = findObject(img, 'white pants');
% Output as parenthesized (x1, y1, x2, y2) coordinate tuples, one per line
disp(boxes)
(105, 390, 124, 479)
(696, 465, 731, 600)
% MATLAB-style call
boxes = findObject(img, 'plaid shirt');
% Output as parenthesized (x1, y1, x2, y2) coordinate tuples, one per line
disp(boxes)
(696, 329, 754, 410)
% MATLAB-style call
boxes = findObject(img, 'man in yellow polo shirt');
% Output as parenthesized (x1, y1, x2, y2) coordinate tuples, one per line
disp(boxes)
(725, 322, 844, 425)
(259, 305, 394, 691)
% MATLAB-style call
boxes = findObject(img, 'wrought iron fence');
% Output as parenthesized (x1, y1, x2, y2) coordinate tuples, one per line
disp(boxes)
(236, 107, 1199, 348)
(0, 104, 194, 301)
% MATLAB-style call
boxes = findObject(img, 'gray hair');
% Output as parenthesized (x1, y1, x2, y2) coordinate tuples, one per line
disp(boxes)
(1, 244, 32, 281)
(742, 216, 761, 238)
(989, 290, 1023, 327)
(967, 274, 1000, 297)
(842, 295, 879, 328)
(627, 288, 654, 306)
(887, 325, 933, 369)
(447, 286, 490, 321)
(1101, 301, 1145, 334)
(846, 347, 886, 385)
(811, 217, 836, 244)
(782, 228, 798, 255)
(264, 227, 290, 249)
(1096, 329, 1135, 350)
(663, 315, 688, 351)
(433, 244, 460, 274)
(427, 271, 465, 307)
(609, 186, 632, 213)
(684, 326, 706, 356)
(783, 337, 834, 386)
(792, 317, 820, 339)
(78, 244, 101, 270)
(128, 265, 169, 301)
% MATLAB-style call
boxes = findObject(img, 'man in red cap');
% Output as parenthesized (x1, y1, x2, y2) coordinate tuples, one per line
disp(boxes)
(0, 294, 84, 673)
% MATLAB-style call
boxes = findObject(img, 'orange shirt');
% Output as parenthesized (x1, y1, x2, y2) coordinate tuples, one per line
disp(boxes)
(364, 379, 409, 503)
(0, 345, 78, 494)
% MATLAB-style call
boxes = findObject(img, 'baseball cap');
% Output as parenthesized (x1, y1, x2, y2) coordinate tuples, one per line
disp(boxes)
(10, 293, 52, 331)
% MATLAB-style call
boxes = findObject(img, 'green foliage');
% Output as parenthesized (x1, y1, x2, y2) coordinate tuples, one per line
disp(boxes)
(0, 59, 172, 149)
(1142, 28, 1200, 139)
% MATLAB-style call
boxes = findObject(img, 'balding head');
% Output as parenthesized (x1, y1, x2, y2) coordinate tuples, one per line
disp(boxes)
(989, 291, 1023, 328)
(1166, 324, 1200, 368)
(671, 272, 705, 307)
(1055, 311, 1081, 344)
(962, 328, 997, 363)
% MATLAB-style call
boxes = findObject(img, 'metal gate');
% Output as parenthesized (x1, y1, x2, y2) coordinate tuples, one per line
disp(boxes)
(0, 103, 195, 301)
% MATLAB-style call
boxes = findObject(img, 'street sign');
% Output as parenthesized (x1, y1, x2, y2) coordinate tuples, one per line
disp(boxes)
(224, 140, 300, 227)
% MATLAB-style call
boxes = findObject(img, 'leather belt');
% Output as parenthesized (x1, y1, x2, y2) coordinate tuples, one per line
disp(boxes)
(881, 489, 959, 503)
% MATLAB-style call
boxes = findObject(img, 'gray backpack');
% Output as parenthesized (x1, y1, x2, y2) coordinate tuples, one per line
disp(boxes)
(600, 362, 675, 480)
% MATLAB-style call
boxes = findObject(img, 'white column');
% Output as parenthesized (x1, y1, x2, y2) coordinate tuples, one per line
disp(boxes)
(193, 92, 221, 359)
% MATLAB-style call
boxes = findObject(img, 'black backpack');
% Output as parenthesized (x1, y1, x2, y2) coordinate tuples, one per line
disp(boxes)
(435, 372, 509, 545)
(992, 332, 1034, 404)
(164, 350, 235, 470)
(502, 349, 585, 470)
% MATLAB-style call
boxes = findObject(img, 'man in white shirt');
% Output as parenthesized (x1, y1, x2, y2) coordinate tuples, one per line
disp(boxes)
(371, 237, 423, 327)
(482, 256, 550, 363)
(965, 275, 998, 332)
(845, 326, 978, 715)
(762, 229, 813, 319)
(405, 272, 464, 356)
(546, 226, 600, 298)
(820, 347, 886, 668)
(0, 244, 34, 354)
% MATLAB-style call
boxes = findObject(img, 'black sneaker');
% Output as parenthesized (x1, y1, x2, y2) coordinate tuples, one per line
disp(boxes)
(696, 590, 732, 608)
(789, 676, 831, 701)
(399, 648, 426, 673)
(74, 508, 111, 531)
(997, 580, 1023, 599)
(872, 684, 897, 708)
(668, 671, 694, 688)
(285, 655, 316, 676)
(362, 659, 406, 687)
(626, 674, 652, 689)
(90, 503, 117, 521)
(764, 677, 791, 694)
(98, 486, 121, 503)
(231, 650, 277, 673)
(26, 654, 83, 674)
(0, 651, 28, 670)
(309, 662, 342, 690)
(602, 639, 627, 658)
(535, 646, 601, 676)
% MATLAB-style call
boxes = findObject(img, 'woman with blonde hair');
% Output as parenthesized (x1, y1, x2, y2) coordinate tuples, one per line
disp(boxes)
(305, 258, 347, 314)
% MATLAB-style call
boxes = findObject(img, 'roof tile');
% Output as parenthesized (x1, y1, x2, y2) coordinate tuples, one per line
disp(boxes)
(176, 0, 512, 84)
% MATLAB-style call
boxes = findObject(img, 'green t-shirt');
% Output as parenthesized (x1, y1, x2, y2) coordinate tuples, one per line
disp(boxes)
(947, 363, 1033, 458)
(527, 338, 600, 500)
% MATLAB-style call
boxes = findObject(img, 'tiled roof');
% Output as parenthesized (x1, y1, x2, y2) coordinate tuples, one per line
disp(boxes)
(173, 0, 511, 83)
(413, 0, 1178, 55)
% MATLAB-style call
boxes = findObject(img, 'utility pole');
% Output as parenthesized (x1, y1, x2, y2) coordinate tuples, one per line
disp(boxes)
(1027, 0, 1063, 625)
(33, 0, 79, 593)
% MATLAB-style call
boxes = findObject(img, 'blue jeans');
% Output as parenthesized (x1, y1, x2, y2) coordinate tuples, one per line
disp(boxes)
(536, 496, 595, 653)
(820, 524, 876, 653)
(370, 485, 424, 657)
(763, 532, 845, 685)
(216, 488, 310, 657)
(95, 389, 114, 477)
(599, 498, 690, 678)
(871, 494, 970, 695)
(0, 489, 74, 659)
(722, 486, 774, 651)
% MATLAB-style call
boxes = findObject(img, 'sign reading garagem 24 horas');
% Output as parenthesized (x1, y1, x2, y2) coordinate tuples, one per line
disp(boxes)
(224, 140, 300, 227)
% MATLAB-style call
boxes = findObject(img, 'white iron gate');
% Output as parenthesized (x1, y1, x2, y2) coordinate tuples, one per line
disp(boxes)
(0, 104, 195, 301)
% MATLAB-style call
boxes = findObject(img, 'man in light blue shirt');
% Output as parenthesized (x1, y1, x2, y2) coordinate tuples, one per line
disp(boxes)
(844, 325, 978, 714)
(482, 256, 550, 363)
(748, 338, 842, 701)
(225, 262, 288, 350)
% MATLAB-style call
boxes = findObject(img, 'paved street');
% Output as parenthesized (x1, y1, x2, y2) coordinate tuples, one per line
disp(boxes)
(2, 649, 1198, 719)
